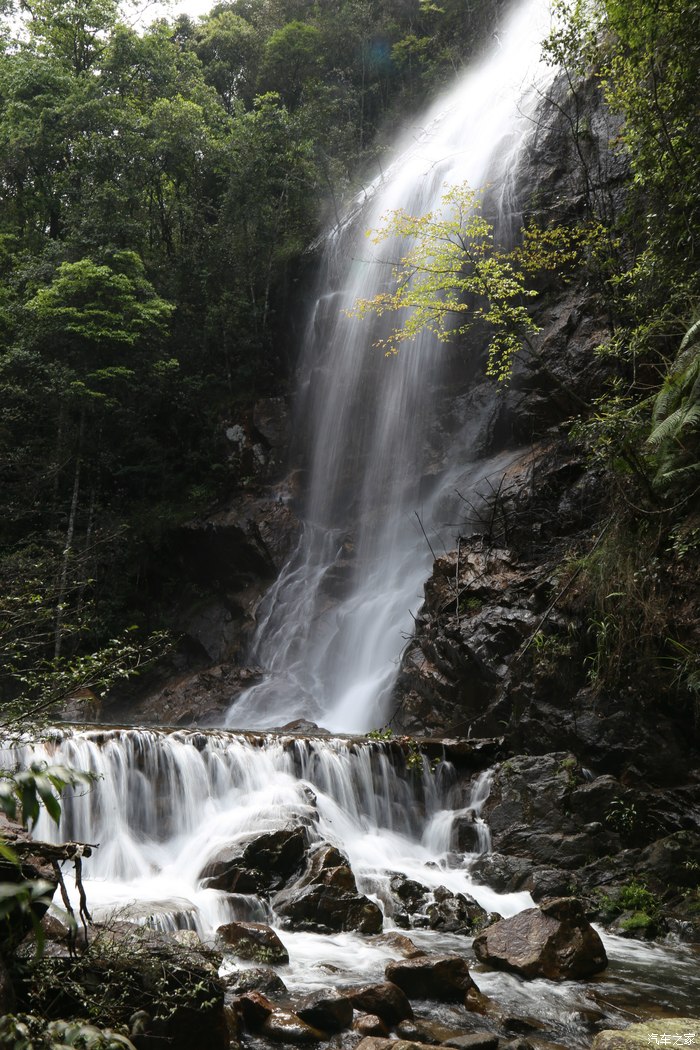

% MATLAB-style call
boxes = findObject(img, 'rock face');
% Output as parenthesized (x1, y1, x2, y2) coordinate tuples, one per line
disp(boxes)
(272, 843, 383, 934)
(472, 897, 607, 980)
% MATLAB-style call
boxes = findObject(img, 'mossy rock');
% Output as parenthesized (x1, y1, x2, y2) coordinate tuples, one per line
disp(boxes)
(593, 1019, 700, 1050)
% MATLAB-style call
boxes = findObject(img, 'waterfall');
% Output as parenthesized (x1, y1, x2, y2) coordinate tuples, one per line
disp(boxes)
(8, 729, 530, 939)
(225, 0, 554, 734)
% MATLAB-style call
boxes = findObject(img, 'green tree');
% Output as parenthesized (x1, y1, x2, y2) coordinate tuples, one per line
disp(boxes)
(352, 181, 596, 381)
(260, 21, 323, 107)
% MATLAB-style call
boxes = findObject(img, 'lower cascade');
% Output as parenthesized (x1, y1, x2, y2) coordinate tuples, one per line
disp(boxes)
(15, 728, 520, 935)
(8, 728, 700, 1044)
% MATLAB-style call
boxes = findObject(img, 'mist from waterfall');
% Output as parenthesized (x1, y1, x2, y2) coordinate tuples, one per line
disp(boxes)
(225, 0, 555, 734)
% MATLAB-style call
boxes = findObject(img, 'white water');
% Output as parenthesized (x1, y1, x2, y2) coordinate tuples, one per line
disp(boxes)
(9, 728, 530, 937)
(225, 0, 555, 734)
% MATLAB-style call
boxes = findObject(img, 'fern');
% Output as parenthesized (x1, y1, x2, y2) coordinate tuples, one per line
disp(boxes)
(647, 318, 700, 494)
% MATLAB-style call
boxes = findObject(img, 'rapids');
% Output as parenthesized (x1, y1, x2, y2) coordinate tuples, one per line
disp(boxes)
(7, 727, 700, 1045)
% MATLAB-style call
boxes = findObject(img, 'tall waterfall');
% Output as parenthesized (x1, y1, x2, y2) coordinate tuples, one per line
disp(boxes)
(226, 0, 554, 734)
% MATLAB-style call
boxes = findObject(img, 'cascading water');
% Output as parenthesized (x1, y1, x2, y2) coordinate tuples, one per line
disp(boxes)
(225, 0, 555, 733)
(11, 728, 524, 938)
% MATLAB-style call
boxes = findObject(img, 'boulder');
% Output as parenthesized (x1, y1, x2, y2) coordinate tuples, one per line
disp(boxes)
(216, 921, 289, 965)
(354, 1040, 433, 1050)
(389, 875, 430, 915)
(200, 826, 309, 894)
(592, 1019, 700, 1050)
(354, 1015, 390, 1037)
(444, 1037, 499, 1050)
(384, 954, 478, 1002)
(272, 843, 382, 934)
(368, 933, 426, 959)
(261, 1008, 325, 1044)
(236, 990, 275, 1028)
(346, 982, 413, 1025)
(396, 1019, 467, 1044)
(22, 923, 228, 1050)
(427, 887, 489, 934)
(472, 897, 607, 980)
(223, 966, 288, 1001)
(296, 989, 353, 1033)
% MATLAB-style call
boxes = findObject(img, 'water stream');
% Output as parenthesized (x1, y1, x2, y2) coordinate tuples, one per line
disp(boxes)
(224, 0, 554, 734)
(8, 727, 700, 1044)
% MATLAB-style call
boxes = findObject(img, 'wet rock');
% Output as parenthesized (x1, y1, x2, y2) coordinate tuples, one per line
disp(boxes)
(384, 954, 478, 1002)
(354, 1040, 428, 1050)
(236, 990, 275, 1028)
(369, 932, 426, 958)
(479, 755, 620, 870)
(223, 967, 289, 1001)
(427, 887, 489, 934)
(443, 1036, 499, 1050)
(346, 982, 413, 1025)
(272, 843, 383, 934)
(200, 825, 310, 893)
(469, 852, 531, 893)
(592, 1019, 700, 1050)
(396, 1019, 466, 1044)
(472, 897, 607, 980)
(216, 921, 289, 965)
(353, 1015, 390, 1037)
(390, 875, 430, 915)
(261, 1008, 325, 1044)
(296, 989, 354, 1033)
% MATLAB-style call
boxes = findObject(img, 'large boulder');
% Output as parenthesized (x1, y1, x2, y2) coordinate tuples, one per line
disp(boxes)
(20, 923, 228, 1050)
(384, 954, 478, 1003)
(222, 966, 288, 1002)
(295, 989, 354, 1032)
(472, 897, 607, 980)
(345, 982, 413, 1026)
(272, 843, 383, 934)
(199, 825, 309, 894)
(216, 920, 289, 965)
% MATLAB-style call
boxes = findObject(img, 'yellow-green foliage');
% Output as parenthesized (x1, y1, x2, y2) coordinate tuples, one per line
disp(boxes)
(350, 182, 602, 381)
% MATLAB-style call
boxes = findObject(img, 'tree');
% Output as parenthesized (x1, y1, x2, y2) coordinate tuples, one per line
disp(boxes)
(352, 181, 595, 381)
(195, 9, 261, 112)
(260, 20, 323, 107)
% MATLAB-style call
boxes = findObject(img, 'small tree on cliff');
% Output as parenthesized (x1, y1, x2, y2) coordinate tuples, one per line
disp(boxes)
(351, 180, 603, 381)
